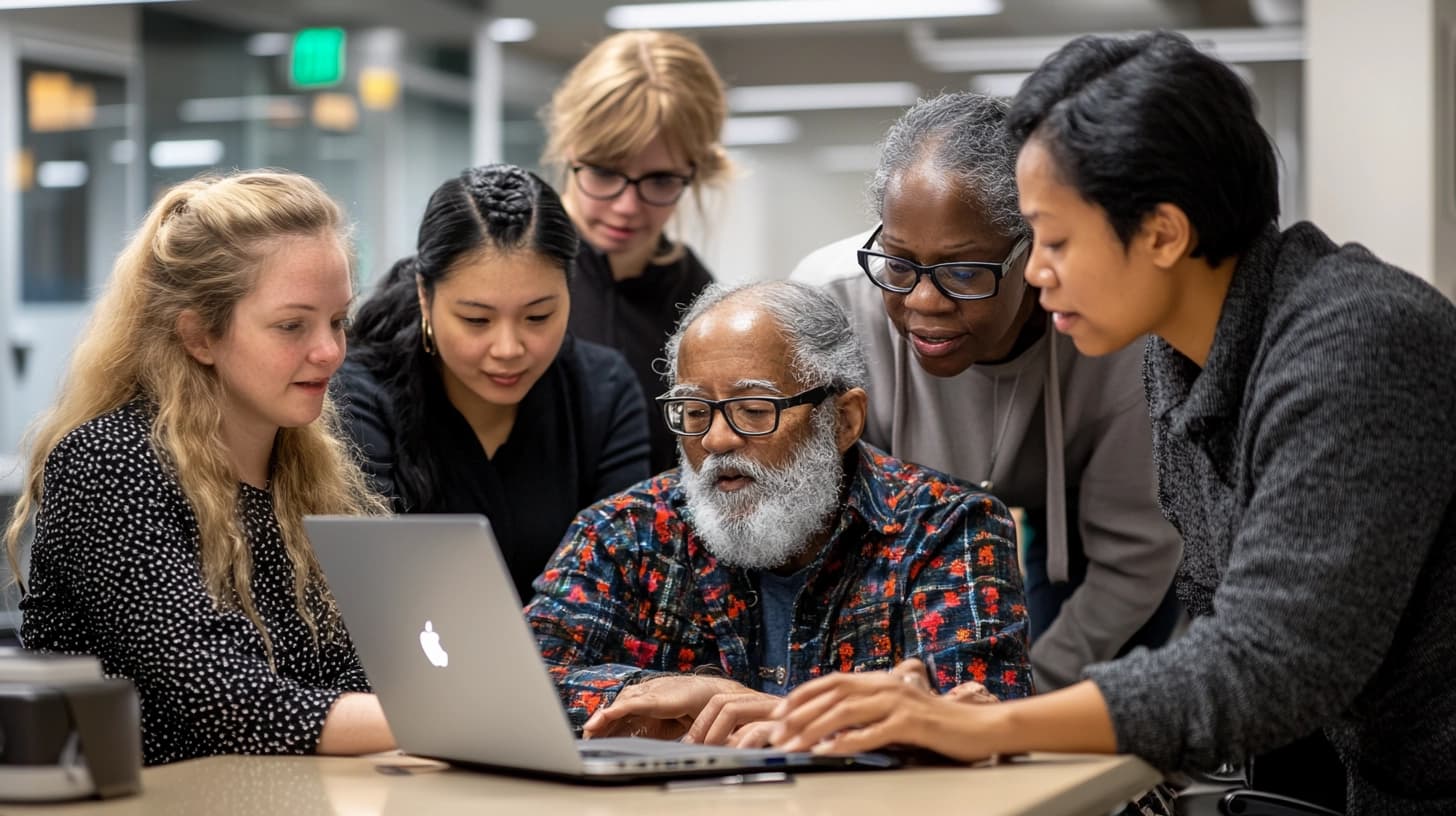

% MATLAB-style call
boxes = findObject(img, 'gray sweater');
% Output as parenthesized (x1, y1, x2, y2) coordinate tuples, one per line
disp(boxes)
(793, 235, 1183, 690)
(1084, 222, 1456, 813)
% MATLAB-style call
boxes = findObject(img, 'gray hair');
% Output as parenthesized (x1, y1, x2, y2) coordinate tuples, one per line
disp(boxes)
(662, 281, 868, 392)
(867, 91, 1027, 238)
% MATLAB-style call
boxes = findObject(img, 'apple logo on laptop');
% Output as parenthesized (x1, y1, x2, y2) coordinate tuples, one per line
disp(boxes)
(419, 620, 449, 668)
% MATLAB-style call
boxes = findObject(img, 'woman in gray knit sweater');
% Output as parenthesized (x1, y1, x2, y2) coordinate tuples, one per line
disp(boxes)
(770, 31, 1456, 815)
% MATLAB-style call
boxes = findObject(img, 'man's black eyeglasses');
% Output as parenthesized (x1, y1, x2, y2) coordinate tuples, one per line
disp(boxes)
(570, 164, 695, 207)
(858, 224, 1030, 301)
(656, 385, 837, 437)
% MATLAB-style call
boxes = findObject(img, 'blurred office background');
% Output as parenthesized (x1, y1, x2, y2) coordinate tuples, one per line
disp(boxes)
(2, 0, 1455, 633)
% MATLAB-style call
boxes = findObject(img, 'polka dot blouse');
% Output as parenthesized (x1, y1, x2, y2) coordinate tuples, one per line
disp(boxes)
(19, 402, 370, 765)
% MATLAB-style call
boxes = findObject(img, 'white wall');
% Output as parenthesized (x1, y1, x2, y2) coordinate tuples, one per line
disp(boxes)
(1306, 0, 1456, 297)
(685, 148, 874, 285)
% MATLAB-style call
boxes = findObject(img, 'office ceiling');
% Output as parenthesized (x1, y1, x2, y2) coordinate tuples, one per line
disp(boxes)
(173, 0, 1293, 85)
(160, 0, 1299, 129)
(488, 0, 1287, 87)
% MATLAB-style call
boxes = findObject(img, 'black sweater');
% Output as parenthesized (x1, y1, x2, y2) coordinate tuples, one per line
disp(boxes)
(1085, 222, 1456, 813)
(566, 240, 714, 474)
(334, 335, 651, 601)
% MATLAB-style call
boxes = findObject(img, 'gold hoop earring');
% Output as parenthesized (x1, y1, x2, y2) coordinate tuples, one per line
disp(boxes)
(421, 315, 437, 356)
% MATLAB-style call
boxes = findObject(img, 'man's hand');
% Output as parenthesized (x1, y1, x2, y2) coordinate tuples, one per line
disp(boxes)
(583, 675, 753, 741)
(945, 679, 1000, 705)
(682, 689, 782, 745)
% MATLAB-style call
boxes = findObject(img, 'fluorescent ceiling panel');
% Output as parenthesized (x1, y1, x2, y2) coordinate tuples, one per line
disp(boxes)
(729, 82, 920, 113)
(721, 116, 800, 146)
(150, 139, 224, 169)
(607, 0, 1000, 29)
(488, 18, 537, 43)
(37, 160, 88, 188)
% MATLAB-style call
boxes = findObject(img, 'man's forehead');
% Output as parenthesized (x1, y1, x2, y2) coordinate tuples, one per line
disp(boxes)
(684, 302, 783, 342)
(674, 300, 803, 388)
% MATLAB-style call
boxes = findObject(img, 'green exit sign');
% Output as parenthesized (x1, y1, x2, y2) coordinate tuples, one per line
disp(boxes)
(291, 28, 346, 88)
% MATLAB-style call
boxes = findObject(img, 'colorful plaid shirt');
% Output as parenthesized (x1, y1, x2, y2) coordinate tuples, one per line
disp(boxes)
(526, 443, 1033, 728)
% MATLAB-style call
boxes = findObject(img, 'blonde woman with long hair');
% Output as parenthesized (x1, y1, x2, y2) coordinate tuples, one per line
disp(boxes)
(4, 170, 395, 764)
(542, 29, 731, 473)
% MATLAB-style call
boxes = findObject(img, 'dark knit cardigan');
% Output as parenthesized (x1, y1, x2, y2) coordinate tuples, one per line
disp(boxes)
(1085, 222, 1456, 814)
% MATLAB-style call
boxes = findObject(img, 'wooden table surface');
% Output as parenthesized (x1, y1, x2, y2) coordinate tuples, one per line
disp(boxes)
(0, 751, 1161, 816)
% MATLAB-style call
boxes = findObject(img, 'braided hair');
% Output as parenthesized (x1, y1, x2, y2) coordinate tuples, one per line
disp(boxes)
(347, 163, 579, 509)
(462, 165, 532, 239)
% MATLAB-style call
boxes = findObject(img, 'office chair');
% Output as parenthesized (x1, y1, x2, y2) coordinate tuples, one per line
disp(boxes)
(1175, 733, 1346, 816)
(1177, 785, 1342, 816)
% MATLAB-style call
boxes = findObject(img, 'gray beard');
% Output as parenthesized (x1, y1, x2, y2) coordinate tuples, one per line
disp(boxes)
(679, 406, 845, 570)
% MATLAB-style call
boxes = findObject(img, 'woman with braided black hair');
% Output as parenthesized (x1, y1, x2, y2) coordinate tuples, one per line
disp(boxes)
(335, 164, 651, 601)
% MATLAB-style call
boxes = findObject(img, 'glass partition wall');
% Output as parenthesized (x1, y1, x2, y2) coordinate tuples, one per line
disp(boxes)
(0, 6, 477, 641)
(140, 8, 473, 287)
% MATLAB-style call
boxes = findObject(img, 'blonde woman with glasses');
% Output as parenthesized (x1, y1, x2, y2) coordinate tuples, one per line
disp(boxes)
(4, 170, 395, 764)
(542, 29, 732, 473)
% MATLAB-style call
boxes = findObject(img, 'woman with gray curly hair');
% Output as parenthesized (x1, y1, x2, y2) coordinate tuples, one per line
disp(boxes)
(792, 91, 1182, 692)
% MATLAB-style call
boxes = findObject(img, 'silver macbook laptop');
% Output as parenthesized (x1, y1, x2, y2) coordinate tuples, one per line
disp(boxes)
(305, 514, 897, 783)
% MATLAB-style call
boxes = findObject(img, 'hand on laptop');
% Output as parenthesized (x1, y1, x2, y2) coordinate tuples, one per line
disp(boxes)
(890, 657, 1000, 705)
(766, 658, 1006, 759)
(945, 679, 1000, 705)
(682, 690, 782, 746)
(583, 675, 763, 742)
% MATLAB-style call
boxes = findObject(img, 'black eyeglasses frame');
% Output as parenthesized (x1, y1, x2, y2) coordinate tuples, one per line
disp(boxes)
(857, 224, 1030, 302)
(654, 385, 837, 438)
(569, 164, 697, 207)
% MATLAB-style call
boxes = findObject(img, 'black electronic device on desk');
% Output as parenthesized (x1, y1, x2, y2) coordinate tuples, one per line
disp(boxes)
(0, 648, 142, 802)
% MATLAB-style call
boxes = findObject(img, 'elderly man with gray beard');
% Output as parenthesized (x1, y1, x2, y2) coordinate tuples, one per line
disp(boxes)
(525, 281, 1032, 747)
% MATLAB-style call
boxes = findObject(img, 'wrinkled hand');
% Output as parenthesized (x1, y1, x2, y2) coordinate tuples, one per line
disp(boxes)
(888, 657, 998, 704)
(682, 690, 782, 745)
(583, 675, 753, 741)
(893, 657, 933, 691)
(767, 658, 1000, 762)
(945, 679, 999, 706)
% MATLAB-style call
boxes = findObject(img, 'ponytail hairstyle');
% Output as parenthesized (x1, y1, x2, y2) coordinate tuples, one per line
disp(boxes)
(540, 29, 731, 262)
(4, 170, 388, 668)
(349, 164, 578, 510)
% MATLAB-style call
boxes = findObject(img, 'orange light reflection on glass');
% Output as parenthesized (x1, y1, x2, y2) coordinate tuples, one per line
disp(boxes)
(27, 72, 96, 132)
(312, 92, 359, 132)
